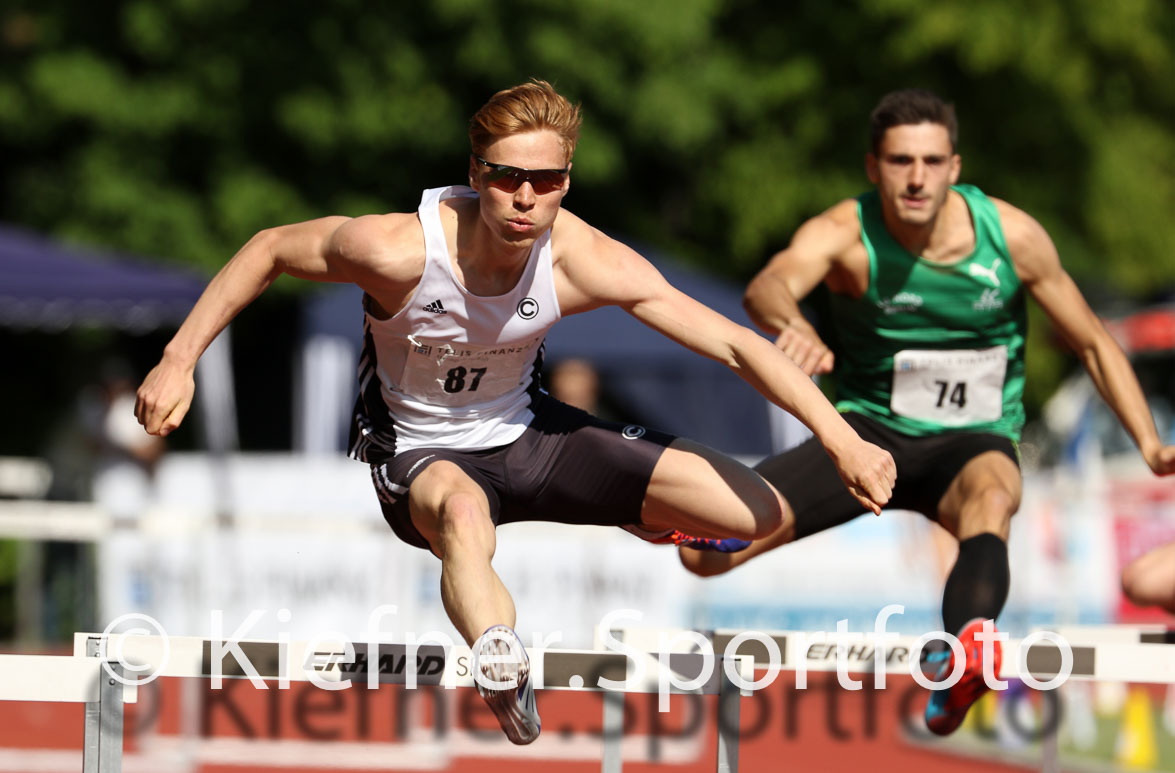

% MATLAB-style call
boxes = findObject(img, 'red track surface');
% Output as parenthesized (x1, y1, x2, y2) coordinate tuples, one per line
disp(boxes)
(0, 670, 1039, 772)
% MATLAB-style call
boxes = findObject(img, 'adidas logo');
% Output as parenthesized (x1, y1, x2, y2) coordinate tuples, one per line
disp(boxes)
(422, 299, 447, 314)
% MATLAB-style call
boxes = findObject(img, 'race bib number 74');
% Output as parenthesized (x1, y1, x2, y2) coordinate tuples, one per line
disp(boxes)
(890, 346, 1007, 425)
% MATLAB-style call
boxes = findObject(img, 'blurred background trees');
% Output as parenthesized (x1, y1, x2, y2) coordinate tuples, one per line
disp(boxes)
(1, 0, 1172, 444)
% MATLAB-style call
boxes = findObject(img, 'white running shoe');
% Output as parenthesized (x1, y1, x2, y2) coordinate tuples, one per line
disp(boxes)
(472, 625, 541, 745)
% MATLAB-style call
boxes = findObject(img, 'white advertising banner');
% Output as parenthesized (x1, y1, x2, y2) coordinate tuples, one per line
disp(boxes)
(93, 454, 1126, 647)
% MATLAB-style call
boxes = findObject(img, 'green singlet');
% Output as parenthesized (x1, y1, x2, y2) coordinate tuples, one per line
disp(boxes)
(829, 184, 1027, 441)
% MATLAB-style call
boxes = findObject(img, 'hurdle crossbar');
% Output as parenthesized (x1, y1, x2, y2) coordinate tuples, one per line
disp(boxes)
(602, 626, 1175, 684)
(75, 632, 752, 773)
(1041, 624, 1175, 645)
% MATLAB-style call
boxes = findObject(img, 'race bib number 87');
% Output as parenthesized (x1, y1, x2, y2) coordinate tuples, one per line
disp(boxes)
(890, 346, 1007, 425)
(399, 334, 543, 407)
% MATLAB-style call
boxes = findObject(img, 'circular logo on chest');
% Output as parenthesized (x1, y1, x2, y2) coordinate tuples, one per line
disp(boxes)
(517, 297, 539, 320)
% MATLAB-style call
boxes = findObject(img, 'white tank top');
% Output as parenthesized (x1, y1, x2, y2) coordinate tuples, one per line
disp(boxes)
(349, 186, 562, 460)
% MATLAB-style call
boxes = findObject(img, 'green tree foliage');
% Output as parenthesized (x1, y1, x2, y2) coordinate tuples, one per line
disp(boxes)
(1, 0, 1171, 406)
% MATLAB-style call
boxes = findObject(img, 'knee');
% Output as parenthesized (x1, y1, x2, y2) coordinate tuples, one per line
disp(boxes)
(1120, 563, 1142, 604)
(1120, 556, 1153, 606)
(959, 486, 1018, 538)
(679, 547, 733, 578)
(745, 487, 785, 540)
(754, 508, 784, 540)
(978, 485, 1018, 517)
(411, 482, 494, 559)
(436, 492, 493, 547)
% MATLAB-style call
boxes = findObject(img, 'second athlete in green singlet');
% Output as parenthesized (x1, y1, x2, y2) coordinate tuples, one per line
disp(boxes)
(680, 89, 1175, 737)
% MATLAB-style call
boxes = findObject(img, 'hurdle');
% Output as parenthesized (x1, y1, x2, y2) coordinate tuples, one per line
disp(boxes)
(72, 632, 754, 773)
(0, 653, 125, 772)
(601, 625, 1175, 684)
(603, 624, 1175, 773)
(1028, 624, 1173, 773)
(1042, 623, 1175, 645)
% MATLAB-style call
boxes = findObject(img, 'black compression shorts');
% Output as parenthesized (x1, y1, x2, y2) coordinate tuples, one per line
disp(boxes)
(368, 394, 676, 551)
(754, 411, 1019, 540)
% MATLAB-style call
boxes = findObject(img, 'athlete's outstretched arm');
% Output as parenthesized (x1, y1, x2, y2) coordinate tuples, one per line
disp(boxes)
(743, 201, 860, 375)
(135, 214, 418, 437)
(1001, 200, 1175, 476)
(554, 214, 896, 514)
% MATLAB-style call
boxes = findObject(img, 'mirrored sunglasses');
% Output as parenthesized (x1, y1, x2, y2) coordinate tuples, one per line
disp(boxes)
(475, 156, 569, 194)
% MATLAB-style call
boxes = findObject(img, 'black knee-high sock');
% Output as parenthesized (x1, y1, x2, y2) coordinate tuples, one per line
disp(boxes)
(941, 533, 1010, 635)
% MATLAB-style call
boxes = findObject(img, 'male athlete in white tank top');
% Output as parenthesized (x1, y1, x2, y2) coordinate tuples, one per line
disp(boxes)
(351, 185, 560, 458)
(134, 80, 897, 746)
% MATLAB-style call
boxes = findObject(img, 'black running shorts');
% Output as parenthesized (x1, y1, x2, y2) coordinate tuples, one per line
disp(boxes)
(754, 411, 1019, 540)
(369, 394, 676, 551)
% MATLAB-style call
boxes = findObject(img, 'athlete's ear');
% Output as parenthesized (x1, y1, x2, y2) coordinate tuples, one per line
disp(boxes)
(561, 162, 571, 196)
(949, 154, 961, 185)
(865, 152, 879, 185)
(468, 154, 482, 192)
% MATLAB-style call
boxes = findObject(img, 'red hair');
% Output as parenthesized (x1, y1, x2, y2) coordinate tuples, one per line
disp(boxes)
(469, 80, 582, 164)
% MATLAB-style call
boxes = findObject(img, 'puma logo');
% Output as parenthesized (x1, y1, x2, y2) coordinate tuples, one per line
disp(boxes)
(968, 258, 1002, 287)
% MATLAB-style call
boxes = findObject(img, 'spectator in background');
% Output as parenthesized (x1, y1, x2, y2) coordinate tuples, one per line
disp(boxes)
(545, 357, 640, 424)
(96, 362, 166, 475)
(91, 361, 166, 521)
(546, 357, 600, 414)
(43, 360, 165, 503)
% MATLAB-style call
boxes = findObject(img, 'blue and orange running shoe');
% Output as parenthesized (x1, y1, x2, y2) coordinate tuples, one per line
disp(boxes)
(925, 618, 1004, 736)
(623, 525, 752, 553)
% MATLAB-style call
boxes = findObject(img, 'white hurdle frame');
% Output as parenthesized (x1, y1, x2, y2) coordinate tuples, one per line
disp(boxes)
(605, 624, 1175, 773)
(5, 624, 1165, 773)
(0, 653, 125, 773)
(1030, 624, 1174, 773)
(69, 632, 753, 773)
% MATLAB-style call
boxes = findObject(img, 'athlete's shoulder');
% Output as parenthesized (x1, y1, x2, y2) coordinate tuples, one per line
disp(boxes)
(331, 211, 426, 284)
(333, 211, 420, 249)
(549, 206, 595, 246)
(986, 197, 1060, 282)
(789, 198, 863, 259)
(549, 206, 622, 266)
(821, 197, 865, 231)
(987, 196, 1032, 228)
(548, 206, 666, 312)
(987, 198, 1051, 254)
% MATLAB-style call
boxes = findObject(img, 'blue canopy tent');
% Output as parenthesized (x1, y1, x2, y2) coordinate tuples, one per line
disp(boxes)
(0, 224, 237, 452)
(298, 243, 792, 457)
(0, 225, 207, 332)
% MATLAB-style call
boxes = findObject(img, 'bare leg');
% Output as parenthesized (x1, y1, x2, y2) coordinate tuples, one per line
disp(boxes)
(1121, 541, 1175, 614)
(934, 451, 1021, 634)
(937, 451, 1021, 542)
(642, 438, 800, 577)
(640, 438, 786, 540)
(408, 461, 515, 645)
(924, 451, 1021, 736)
(406, 461, 541, 745)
